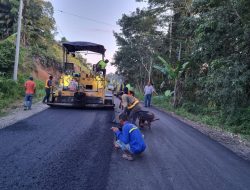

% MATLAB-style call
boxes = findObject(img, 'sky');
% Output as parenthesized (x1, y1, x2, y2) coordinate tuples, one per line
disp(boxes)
(49, 0, 147, 73)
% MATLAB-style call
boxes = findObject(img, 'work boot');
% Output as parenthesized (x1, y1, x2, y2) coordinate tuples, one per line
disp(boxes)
(122, 153, 134, 161)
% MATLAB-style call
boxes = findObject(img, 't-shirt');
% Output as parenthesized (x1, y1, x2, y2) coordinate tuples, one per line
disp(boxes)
(24, 80, 36, 94)
(121, 94, 136, 108)
(69, 80, 78, 91)
(98, 60, 106, 69)
(144, 85, 155, 95)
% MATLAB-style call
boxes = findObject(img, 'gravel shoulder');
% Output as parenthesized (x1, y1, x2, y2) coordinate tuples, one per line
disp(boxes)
(0, 101, 49, 129)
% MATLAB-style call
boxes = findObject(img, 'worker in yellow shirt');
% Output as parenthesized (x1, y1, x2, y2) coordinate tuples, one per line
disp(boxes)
(96, 59, 109, 78)
(43, 75, 53, 103)
(121, 90, 141, 124)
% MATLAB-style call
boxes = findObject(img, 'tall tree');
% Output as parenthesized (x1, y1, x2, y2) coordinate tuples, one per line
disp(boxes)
(113, 8, 164, 92)
(118, 0, 250, 128)
(0, 0, 19, 39)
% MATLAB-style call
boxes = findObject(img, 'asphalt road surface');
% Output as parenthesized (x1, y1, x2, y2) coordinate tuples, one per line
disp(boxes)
(1, 103, 250, 190)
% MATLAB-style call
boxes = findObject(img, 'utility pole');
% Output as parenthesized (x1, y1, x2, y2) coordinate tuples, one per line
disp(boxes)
(13, 0, 23, 81)
(169, 1, 174, 59)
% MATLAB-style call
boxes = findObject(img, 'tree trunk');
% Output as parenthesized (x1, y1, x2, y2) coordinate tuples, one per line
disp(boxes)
(173, 79, 183, 108)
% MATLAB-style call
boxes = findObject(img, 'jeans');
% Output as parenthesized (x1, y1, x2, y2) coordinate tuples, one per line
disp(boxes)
(115, 140, 132, 153)
(24, 94, 33, 109)
(144, 94, 152, 107)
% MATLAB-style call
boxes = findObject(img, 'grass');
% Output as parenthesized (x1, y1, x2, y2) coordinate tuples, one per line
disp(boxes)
(148, 95, 250, 139)
(0, 75, 45, 115)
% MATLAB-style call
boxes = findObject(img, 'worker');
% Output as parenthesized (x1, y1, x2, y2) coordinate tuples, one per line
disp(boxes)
(119, 81, 129, 95)
(126, 82, 133, 91)
(118, 81, 133, 109)
(96, 59, 109, 78)
(128, 90, 135, 97)
(63, 74, 72, 89)
(111, 113, 146, 161)
(144, 81, 156, 107)
(24, 76, 36, 110)
(68, 78, 78, 92)
(121, 89, 141, 125)
(42, 75, 53, 103)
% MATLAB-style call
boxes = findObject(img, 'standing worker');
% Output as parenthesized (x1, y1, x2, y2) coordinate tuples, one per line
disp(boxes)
(68, 78, 78, 92)
(42, 75, 53, 103)
(24, 76, 36, 110)
(96, 59, 108, 78)
(144, 81, 155, 107)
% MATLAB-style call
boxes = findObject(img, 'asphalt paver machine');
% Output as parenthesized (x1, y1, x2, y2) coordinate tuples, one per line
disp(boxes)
(47, 41, 114, 108)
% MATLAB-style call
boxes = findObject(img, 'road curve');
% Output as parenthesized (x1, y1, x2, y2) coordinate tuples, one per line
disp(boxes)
(0, 104, 250, 190)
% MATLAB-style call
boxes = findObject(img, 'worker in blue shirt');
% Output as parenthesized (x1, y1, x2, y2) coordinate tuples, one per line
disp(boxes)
(111, 113, 146, 161)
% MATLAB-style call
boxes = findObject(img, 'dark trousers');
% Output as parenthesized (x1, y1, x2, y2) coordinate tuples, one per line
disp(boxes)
(96, 68, 106, 77)
(43, 88, 51, 103)
(128, 104, 141, 125)
(144, 94, 152, 107)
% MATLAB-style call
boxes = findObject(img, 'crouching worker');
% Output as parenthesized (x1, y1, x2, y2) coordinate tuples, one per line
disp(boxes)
(111, 113, 146, 161)
(121, 90, 141, 124)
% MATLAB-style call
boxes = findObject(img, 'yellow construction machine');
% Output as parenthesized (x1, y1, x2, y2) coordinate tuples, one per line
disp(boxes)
(47, 41, 114, 108)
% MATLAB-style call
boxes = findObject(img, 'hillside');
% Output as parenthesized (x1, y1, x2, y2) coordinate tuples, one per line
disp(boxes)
(0, 0, 90, 113)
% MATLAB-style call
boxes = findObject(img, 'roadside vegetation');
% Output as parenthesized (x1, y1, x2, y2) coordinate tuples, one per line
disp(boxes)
(0, 0, 88, 114)
(113, 0, 250, 137)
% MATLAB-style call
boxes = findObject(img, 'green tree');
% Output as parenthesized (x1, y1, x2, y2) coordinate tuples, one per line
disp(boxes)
(122, 0, 250, 130)
(154, 56, 189, 107)
(113, 8, 165, 92)
(0, 0, 19, 39)
(0, 35, 16, 75)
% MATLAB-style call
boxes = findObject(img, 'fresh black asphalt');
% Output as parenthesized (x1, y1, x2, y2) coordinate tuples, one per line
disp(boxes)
(0, 105, 250, 190)
(0, 108, 114, 190)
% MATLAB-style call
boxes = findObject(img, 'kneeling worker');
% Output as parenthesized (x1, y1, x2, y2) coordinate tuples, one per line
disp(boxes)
(111, 113, 146, 161)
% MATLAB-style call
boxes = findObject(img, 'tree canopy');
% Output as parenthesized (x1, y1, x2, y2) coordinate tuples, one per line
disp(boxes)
(113, 0, 250, 129)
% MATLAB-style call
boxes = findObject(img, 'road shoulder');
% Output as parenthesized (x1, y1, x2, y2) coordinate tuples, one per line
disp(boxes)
(0, 101, 49, 129)
(152, 105, 250, 161)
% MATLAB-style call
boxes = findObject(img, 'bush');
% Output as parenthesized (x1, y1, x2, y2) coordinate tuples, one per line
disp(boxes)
(0, 75, 44, 113)
(0, 36, 16, 75)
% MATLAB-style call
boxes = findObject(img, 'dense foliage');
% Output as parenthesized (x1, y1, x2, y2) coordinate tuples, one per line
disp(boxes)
(0, 0, 88, 112)
(0, 35, 16, 76)
(113, 0, 250, 134)
(0, 0, 57, 73)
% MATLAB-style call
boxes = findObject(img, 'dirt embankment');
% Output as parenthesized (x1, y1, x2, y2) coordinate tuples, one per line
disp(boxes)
(32, 62, 62, 82)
